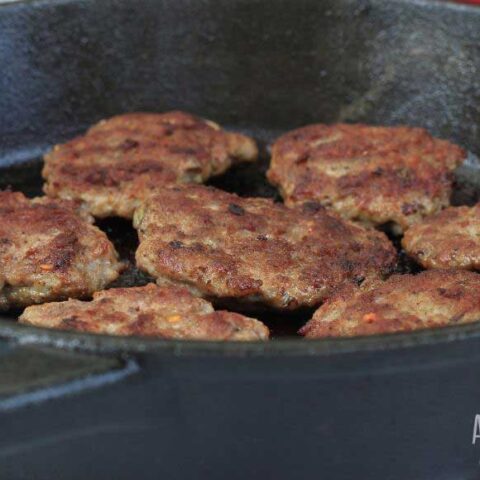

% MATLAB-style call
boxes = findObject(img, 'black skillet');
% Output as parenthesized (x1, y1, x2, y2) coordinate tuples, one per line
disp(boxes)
(2, 0, 480, 478)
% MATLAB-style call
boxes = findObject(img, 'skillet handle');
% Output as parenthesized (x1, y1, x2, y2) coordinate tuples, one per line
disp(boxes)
(0, 339, 138, 411)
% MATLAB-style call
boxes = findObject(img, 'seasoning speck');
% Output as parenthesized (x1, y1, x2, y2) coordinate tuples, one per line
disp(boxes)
(228, 203, 245, 216)
(302, 201, 324, 214)
(39, 264, 54, 271)
(402, 203, 418, 215)
(120, 139, 139, 151)
(295, 152, 310, 164)
(362, 313, 377, 323)
(353, 275, 365, 286)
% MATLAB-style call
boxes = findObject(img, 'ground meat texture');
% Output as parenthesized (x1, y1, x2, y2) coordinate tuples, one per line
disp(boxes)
(19, 284, 269, 341)
(0, 191, 122, 310)
(43, 111, 258, 219)
(402, 204, 480, 270)
(267, 124, 465, 233)
(300, 270, 480, 338)
(133, 184, 397, 310)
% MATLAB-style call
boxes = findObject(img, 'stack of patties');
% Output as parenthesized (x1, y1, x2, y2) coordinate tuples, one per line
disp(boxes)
(266, 122, 480, 338)
(18, 111, 270, 340)
(14, 112, 480, 341)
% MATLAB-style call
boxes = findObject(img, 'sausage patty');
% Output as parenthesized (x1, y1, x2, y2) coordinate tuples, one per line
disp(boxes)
(301, 269, 480, 338)
(267, 124, 465, 233)
(0, 191, 122, 310)
(43, 111, 258, 218)
(19, 283, 269, 341)
(402, 203, 480, 270)
(133, 185, 397, 310)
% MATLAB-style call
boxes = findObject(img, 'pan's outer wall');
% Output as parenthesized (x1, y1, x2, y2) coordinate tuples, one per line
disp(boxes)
(2, 0, 480, 479)
(4, 345, 480, 480)
(1, 0, 480, 158)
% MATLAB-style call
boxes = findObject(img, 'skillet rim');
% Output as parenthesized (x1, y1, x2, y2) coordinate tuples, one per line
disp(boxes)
(0, 0, 478, 12)
(0, 0, 480, 14)
(2, 317, 480, 356)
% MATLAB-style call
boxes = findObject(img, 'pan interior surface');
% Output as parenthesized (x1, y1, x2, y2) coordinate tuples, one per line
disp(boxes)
(1, 0, 480, 353)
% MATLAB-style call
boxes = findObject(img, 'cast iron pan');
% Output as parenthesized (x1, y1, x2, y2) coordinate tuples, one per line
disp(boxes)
(1, 0, 480, 355)
(3, 1, 480, 479)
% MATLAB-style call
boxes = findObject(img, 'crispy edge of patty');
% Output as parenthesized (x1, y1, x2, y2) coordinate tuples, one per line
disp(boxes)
(42, 111, 258, 218)
(267, 123, 465, 232)
(0, 191, 123, 309)
(402, 204, 480, 270)
(19, 283, 270, 341)
(133, 185, 397, 310)
(300, 269, 480, 338)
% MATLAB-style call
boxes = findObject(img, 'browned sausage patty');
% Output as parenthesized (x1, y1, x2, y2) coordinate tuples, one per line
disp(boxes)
(43, 111, 258, 218)
(267, 124, 465, 233)
(0, 191, 122, 310)
(133, 185, 397, 310)
(19, 283, 269, 340)
(402, 204, 480, 270)
(301, 270, 480, 338)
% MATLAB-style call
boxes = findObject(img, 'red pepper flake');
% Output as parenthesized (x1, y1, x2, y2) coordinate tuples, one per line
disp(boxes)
(362, 313, 377, 323)
(39, 264, 54, 271)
